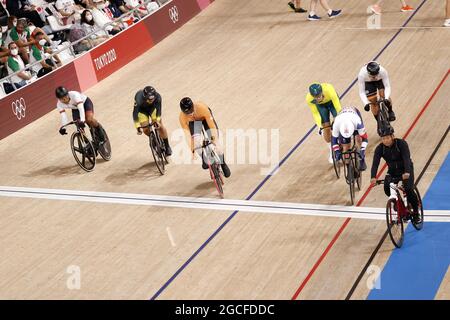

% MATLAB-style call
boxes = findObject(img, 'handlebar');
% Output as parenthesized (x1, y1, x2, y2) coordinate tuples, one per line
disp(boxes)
(137, 122, 159, 130)
(61, 121, 85, 130)
(374, 178, 404, 186)
(194, 139, 214, 151)
(341, 147, 358, 155)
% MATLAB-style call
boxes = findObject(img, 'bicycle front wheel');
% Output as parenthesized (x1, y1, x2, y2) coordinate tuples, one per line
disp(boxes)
(71, 132, 96, 172)
(386, 199, 404, 248)
(149, 132, 165, 175)
(411, 187, 424, 230)
(210, 164, 224, 198)
(347, 163, 355, 205)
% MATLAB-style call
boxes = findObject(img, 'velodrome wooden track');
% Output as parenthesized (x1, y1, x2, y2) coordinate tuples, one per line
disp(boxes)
(0, 0, 449, 299)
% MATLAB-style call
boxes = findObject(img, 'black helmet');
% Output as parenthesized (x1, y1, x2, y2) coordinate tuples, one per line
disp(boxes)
(180, 97, 194, 113)
(55, 86, 69, 99)
(367, 61, 380, 76)
(379, 125, 394, 137)
(143, 86, 156, 99)
(309, 83, 323, 97)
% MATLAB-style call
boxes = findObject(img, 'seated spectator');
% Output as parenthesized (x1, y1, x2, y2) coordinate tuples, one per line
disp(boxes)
(80, 9, 109, 46)
(90, 0, 123, 35)
(55, 0, 84, 25)
(25, 17, 61, 48)
(111, 0, 129, 14)
(5, 19, 57, 64)
(29, 31, 62, 77)
(124, 0, 159, 18)
(7, 16, 18, 30)
(68, 20, 91, 53)
(123, 0, 146, 18)
(6, 42, 32, 89)
(107, 0, 123, 18)
(5, 19, 35, 64)
(6, 0, 45, 28)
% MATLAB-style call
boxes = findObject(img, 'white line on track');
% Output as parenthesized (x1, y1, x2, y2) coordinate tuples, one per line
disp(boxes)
(0, 186, 449, 222)
(345, 26, 449, 30)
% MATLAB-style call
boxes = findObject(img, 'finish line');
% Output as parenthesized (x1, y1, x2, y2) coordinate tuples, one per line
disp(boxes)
(1, 186, 449, 222)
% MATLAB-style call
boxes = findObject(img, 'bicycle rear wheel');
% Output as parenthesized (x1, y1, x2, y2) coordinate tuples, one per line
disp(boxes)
(411, 187, 424, 230)
(386, 198, 404, 248)
(97, 126, 112, 161)
(71, 132, 96, 172)
(149, 132, 165, 175)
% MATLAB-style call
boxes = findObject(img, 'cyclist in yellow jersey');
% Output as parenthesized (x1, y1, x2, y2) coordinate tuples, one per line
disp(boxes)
(305, 83, 342, 163)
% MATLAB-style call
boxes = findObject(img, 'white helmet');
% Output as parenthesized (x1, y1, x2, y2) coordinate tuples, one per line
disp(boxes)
(339, 120, 355, 139)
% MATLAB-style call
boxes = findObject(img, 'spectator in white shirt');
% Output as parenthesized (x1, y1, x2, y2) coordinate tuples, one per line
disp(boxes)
(55, 0, 83, 25)
(80, 9, 109, 46)
(6, 42, 32, 89)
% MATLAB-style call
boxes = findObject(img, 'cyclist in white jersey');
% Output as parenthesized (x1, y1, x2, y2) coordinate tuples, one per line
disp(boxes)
(358, 61, 396, 125)
(55, 86, 105, 142)
(331, 106, 368, 171)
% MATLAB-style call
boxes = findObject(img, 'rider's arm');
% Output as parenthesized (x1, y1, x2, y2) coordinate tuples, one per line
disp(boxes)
(380, 67, 391, 100)
(398, 139, 412, 174)
(179, 113, 194, 152)
(76, 101, 85, 122)
(306, 95, 322, 128)
(327, 84, 342, 113)
(356, 123, 369, 147)
(69, 92, 86, 122)
(331, 121, 340, 146)
(371, 144, 383, 179)
(198, 103, 218, 141)
(132, 100, 141, 129)
(57, 102, 69, 127)
(153, 96, 162, 123)
(358, 71, 370, 105)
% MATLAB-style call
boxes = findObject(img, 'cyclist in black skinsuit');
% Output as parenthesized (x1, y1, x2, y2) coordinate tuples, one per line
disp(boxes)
(132, 86, 172, 156)
(370, 126, 419, 222)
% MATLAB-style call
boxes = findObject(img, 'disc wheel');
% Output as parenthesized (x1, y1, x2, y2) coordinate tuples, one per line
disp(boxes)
(97, 126, 112, 161)
(70, 132, 96, 172)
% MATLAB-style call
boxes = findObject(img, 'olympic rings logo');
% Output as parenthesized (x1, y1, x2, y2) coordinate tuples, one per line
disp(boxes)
(169, 6, 179, 24)
(12, 98, 26, 120)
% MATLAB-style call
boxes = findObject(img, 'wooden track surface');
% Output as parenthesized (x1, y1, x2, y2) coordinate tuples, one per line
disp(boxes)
(0, 0, 449, 299)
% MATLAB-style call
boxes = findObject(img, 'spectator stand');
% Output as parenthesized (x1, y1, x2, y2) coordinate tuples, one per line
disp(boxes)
(0, 0, 163, 98)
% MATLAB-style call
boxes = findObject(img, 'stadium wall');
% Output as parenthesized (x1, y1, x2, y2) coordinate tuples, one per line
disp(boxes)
(0, 0, 213, 140)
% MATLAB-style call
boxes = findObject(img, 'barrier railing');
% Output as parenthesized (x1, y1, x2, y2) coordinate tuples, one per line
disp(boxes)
(0, 0, 166, 96)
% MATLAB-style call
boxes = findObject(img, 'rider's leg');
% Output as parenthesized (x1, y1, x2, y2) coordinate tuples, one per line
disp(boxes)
(157, 119, 172, 156)
(190, 122, 208, 170)
(322, 123, 332, 143)
(368, 95, 379, 119)
(140, 120, 151, 137)
(202, 119, 230, 177)
(383, 175, 393, 197)
(404, 168, 419, 214)
(327, 103, 339, 145)
(84, 99, 105, 142)
(322, 122, 334, 164)
(341, 142, 352, 175)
